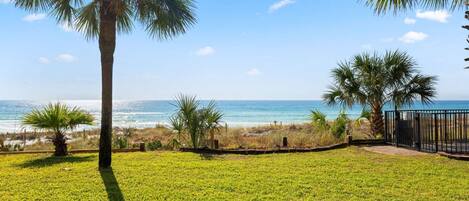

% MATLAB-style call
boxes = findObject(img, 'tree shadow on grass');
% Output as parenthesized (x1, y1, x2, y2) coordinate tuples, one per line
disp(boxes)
(17, 155, 96, 168)
(199, 153, 223, 160)
(100, 168, 125, 201)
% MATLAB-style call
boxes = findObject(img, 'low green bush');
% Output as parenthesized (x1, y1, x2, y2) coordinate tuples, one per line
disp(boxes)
(331, 111, 349, 138)
(113, 136, 129, 149)
(147, 140, 163, 151)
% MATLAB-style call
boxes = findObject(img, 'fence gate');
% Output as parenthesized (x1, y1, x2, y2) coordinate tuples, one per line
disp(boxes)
(384, 109, 469, 154)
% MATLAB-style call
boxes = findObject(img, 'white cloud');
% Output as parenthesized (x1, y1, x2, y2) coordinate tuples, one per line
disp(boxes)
(0, 0, 11, 4)
(38, 57, 50, 64)
(247, 68, 261, 76)
(416, 10, 450, 23)
(399, 31, 428, 44)
(404, 17, 416, 25)
(269, 0, 295, 13)
(56, 54, 76, 62)
(195, 46, 215, 56)
(22, 13, 46, 22)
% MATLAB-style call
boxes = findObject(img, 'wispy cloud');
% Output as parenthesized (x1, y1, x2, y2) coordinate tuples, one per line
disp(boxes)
(38, 57, 50, 64)
(404, 17, 416, 25)
(56, 54, 76, 62)
(247, 68, 261, 76)
(196, 46, 215, 56)
(0, 0, 11, 4)
(399, 31, 428, 44)
(268, 0, 295, 13)
(416, 10, 450, 23)
(22, 13, 46, 22)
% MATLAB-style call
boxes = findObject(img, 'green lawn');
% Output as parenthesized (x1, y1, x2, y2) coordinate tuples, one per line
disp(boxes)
(0, 147, 468, 201)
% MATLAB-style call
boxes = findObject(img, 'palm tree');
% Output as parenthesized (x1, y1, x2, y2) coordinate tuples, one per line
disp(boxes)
(171, 95, 223, 149)
(22, 103, 94, 156)
(323, 50, 437, 136)
(14, 0, 196, 168)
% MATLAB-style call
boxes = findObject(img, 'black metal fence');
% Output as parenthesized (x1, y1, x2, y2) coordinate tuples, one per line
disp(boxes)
(384, 109, 469, 154)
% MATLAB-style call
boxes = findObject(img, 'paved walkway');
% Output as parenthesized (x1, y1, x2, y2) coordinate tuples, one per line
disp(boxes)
(362, 145, 428, 156)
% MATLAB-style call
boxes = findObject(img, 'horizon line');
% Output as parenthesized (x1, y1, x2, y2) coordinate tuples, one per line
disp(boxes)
(2, 99, 469, 102)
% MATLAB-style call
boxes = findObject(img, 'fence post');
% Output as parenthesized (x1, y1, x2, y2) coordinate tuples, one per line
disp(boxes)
(416, 113, 421, 151)
(384, 112, 388, 142)
(434, 113, 439, 153)
(395, 110, 400, 147)
(282, 137, 288, 148)
(139, 142, 146, 152)
(444, 110, 448, 152)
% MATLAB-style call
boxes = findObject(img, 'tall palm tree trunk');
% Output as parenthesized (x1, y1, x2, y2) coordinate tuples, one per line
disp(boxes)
(53, 132, 67, 156)
(98, 1, 116, 169)
(371, 104, 384, 136)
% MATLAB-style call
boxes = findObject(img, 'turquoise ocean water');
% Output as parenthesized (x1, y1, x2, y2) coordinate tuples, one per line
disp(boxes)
(1, 100, 469, 133)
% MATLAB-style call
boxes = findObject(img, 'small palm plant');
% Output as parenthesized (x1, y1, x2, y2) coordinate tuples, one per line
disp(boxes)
(201, 101, 224, 148)
(22, 103, 94, 156)
(169, 113, 185, 149)
(171, 95, 223, 149)
(310, 110, 328, 131)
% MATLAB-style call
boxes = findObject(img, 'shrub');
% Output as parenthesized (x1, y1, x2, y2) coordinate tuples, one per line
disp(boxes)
(331, 111, 349, 138)
(147, 140, 162, 151)
(113, 136, 128, 149)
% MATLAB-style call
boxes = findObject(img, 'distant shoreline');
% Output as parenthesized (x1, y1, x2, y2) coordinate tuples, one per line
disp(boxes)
(1, 100, 469, 133)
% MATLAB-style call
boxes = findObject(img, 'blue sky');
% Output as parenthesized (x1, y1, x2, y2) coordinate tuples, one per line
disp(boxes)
(1, 0, 468, 100)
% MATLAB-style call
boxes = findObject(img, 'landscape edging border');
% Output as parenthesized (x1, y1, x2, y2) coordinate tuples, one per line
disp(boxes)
(0, 148, 142, 155)
(437, 152, 469, 161)
(179, 142, 349, 155)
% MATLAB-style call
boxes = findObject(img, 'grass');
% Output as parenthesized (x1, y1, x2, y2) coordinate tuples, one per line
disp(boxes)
(1, 147, 468, 200)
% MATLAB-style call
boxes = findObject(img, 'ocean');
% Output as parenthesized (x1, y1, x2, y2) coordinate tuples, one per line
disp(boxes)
(1, 100, 469, 133)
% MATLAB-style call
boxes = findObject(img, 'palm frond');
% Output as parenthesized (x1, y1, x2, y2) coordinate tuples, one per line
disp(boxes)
(134, 0, 197, 40)
(22, 102, 94, 133)
(14, 0, 54, 12)
(364, 0, 465, 15)
(115, 0, 133, 34)
(75, 0, 100, 39)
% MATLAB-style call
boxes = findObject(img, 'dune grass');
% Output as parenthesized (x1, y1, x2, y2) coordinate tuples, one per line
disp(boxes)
(0, 147, 468, 200)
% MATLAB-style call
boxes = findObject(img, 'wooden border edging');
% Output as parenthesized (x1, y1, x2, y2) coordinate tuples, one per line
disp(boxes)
(350, 139, 386, 145)
(180, 143, 348, 155)
(437, 152, 469, 161)
(0, 148, 142, 155)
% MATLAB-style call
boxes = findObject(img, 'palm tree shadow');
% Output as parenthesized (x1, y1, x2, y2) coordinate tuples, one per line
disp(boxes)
(100, 168, 125, 201)
(199, 153, 221, 160)
(17, 155, 95, 168)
